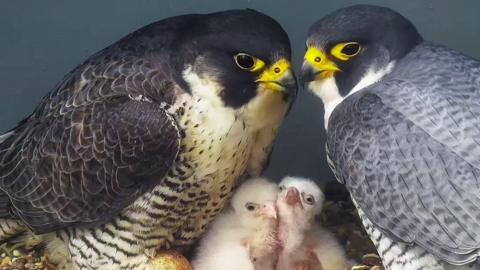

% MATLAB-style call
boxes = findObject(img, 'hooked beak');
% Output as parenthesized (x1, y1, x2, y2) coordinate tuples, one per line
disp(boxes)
(301, 47, 341, 86)
(301, 62, 317, 88)
(260, 200, 277, 219)
(285, 187, 301, 207)
(256, 58, 297, 96)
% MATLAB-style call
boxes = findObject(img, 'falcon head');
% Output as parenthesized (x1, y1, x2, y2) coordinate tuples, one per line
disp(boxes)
(277, 176, 324, 230)
(175, 9, 297, 112)
(231, 177, 278, 228)
(301, 5, 422, 127)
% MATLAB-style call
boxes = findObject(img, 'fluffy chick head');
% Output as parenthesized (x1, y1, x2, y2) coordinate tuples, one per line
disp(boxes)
(231, 177, 278, 228)
(277, 176, 325, 229)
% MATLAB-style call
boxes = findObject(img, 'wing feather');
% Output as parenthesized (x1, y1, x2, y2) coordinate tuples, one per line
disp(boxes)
(328, 42, 480, 263)
(0, 48, 180, 233)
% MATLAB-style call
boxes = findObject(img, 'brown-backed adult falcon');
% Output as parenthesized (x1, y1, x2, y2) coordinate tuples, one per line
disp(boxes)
(0, 9, 296, 269)
(302, 4, 480, 270)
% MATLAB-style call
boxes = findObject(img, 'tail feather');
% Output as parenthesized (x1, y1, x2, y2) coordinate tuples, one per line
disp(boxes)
(0, 219, 26, 243)
(0, 131, 22, 234)
(0, 131, 13, 144)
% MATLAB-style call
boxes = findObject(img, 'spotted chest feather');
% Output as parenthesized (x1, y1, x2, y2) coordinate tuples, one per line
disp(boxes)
(149, 93, 254, 248)
(131, 93, 253, 240)
(45, 93, 258, 269)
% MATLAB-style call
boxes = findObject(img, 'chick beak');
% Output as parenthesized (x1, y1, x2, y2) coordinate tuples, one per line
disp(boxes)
(260, 201, 277, 219)
(256, 58, 297, 95)
(285, 187, 301, 206)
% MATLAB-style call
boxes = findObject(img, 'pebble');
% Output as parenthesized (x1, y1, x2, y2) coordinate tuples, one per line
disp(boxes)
(0, 250, 50, 270)
(12, 250, 21, 257)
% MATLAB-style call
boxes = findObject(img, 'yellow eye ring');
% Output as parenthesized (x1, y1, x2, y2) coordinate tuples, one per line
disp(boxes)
(331, 42, 362, 61)
(234, 53, 265, 72)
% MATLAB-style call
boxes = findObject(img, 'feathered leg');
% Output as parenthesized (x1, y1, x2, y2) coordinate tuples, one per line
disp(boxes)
(356, 207, 444, 270)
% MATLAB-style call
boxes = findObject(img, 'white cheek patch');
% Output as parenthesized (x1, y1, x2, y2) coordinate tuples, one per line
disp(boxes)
(309, 61, 395, 130)
(182, 65, 236, 131)
(308, 78, 343, 129)
(348, 61, 395, 97)
(182, 65, 224, 107)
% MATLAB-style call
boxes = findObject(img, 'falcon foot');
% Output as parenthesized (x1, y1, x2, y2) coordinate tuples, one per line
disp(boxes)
(295, 260, 315, 270)
(351, 265, 382, 270)
(350, 253, 384, 270)
(151, 250, 192, 270)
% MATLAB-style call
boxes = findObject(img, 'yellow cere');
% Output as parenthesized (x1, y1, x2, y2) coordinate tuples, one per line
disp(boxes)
(256, 58, 291, 92)
(304, 47, 340, 79)
(330, 42, 361, 61)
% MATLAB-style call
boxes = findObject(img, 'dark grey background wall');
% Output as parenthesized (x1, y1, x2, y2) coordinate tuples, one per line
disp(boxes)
(1, 0, 479, 182)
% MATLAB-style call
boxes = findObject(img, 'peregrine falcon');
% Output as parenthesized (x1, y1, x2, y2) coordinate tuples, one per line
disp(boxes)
(0, 9, 296, 269)
(302, 5, 480, 270)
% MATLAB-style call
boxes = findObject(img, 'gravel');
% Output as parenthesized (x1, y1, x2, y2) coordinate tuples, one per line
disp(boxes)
(321, 181, 384, 270)
(0, 249, 54, 270)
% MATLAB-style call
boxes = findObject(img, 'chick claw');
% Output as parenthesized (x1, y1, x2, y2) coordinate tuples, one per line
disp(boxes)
(295, 261, 311, 270)
(151, 250, 192, 270)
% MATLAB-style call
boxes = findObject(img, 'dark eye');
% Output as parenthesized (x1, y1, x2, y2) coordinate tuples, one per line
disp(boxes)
(234, 53, 256, 70)
(279, 185, 285, 191)
(245, 202, 258, 211)
(341, 42, 361, 56)
(304, 195, 315, 205)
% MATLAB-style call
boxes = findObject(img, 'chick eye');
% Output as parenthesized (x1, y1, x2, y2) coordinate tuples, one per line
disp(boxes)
(245, 202, 258, 211)
(234, 53, 256, 70)
(279, 185, 285, 191)
(304, 195, 315, 205)
(331, 42, 362, 61)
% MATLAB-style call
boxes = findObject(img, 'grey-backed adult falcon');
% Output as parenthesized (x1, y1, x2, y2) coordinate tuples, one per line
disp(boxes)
(301, 5, 480, 270)
(0, 9, 296, 270)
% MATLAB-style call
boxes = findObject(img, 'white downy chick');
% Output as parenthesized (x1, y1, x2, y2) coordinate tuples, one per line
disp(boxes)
(192, 177, 278, 270)
(276, 176, 350, 270)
